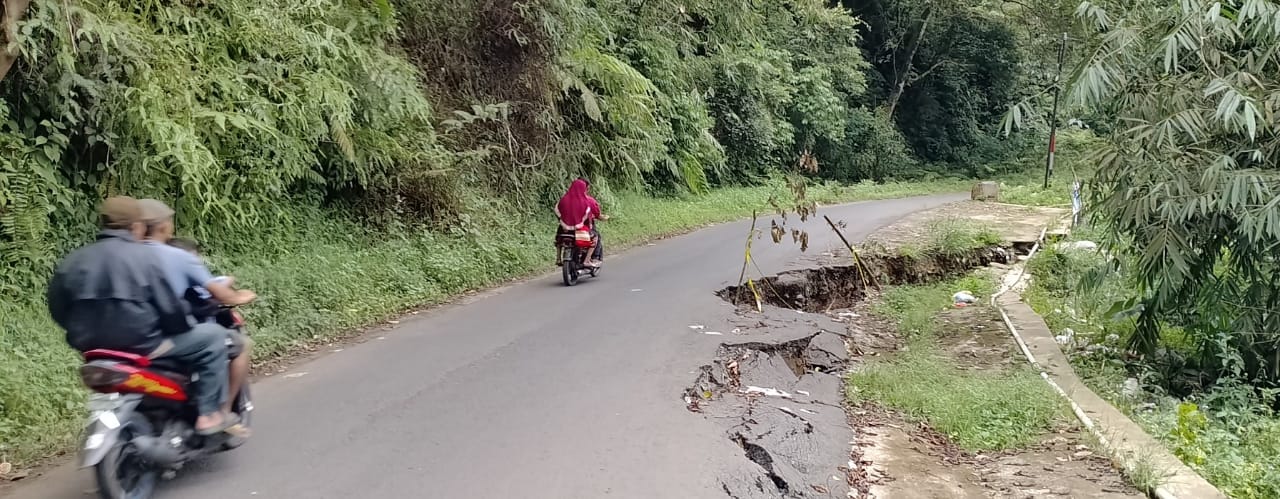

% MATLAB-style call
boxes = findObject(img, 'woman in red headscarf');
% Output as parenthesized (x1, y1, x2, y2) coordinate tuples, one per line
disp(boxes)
(555, 177, 607, 266)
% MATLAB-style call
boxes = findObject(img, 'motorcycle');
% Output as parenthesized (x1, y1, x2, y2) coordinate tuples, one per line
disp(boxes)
(77, 305, 253, 499)
(556, 225, 601, 286)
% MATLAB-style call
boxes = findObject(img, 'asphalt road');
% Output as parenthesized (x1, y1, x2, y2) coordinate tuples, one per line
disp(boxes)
(10, 194, 964, 499)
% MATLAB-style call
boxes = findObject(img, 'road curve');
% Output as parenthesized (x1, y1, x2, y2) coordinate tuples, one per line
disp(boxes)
(9, 194, 965, 499)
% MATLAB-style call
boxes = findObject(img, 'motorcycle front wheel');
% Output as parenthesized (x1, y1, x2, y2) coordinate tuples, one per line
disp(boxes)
(95, 414, 159, 499)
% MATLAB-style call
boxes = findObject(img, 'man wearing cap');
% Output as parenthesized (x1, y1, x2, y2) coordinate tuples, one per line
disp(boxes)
(137, 199, 256, 416)
(47, 197, 239, 435)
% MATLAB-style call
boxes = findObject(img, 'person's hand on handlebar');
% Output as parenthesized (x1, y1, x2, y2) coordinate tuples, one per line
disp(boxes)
(229, 289, 257, 306)
(206, 277, 257, 306)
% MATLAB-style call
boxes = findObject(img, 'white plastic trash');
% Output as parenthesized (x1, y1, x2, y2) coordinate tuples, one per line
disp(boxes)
(742, 386, 794, 399)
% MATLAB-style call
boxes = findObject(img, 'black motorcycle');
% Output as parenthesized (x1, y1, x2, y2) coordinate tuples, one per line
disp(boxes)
(556, 226, 600, 286)
(77, 305, 253, 499)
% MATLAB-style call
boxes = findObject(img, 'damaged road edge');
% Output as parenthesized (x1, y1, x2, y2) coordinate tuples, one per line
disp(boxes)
(686, 332, 853, 498)
(692, 243, 1018, 498)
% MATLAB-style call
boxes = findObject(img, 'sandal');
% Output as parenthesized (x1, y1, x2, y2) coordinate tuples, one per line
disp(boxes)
(222, 423, 252, 439)
(195, 413, 242, 436)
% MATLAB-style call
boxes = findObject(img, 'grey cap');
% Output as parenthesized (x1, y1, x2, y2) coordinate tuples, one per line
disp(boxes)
(137, 199, 175, 224)
(99, 196, 142, 230)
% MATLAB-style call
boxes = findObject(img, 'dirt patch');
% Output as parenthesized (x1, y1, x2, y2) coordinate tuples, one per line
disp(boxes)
(863, 201, 1069, 252)
(852, 404, 1139, 499)
(934, 307, 1021, 371)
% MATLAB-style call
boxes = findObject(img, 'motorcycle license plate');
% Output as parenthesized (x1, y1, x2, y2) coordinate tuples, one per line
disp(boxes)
(87, 392, 122, 413)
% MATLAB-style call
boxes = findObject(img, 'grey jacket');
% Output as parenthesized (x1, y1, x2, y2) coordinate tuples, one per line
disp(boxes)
(47, 229, 192, 355)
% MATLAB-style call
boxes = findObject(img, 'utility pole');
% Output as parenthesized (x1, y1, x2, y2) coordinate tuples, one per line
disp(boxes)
(1044, 33, 1067, 189)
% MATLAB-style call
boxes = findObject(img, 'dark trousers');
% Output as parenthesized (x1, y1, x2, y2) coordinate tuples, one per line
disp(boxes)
(591, 228, 603, 261)
(150, 323, 230, 416)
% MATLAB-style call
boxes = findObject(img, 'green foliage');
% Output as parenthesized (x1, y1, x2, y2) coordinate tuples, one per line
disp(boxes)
(988, 129, 1101, 207)
(847, 344, 1064, 451)
(1008, 0, 1280, 385)
(925, 219, 1003, 257)
(1137, 396, 1280, 499)
(855, 268, 1066, 453)
(817, 107, 917, 182)
(1172, 402, 1209, 467)
(1026, 233, 1280, 498)
(0, 0, 451, 288)
(1, 0, 1042, 298)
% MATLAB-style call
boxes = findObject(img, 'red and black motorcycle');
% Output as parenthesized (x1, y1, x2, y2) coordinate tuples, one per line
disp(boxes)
(555, 224, 600, 286)
(77, 306, 253, 499)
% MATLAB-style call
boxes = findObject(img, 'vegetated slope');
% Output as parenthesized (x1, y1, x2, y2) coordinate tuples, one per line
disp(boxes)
(0, 0, 1035, 465)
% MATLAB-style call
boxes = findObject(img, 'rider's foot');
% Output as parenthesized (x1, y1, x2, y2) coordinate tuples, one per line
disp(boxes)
(195, 412, 222, 431)
(195, 411, 241, 435)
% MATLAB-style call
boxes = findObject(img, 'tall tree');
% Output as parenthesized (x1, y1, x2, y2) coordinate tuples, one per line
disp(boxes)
(0, 0, 31, 82)
(848, 0, 1023, 164)
(847, 0, 966, 119)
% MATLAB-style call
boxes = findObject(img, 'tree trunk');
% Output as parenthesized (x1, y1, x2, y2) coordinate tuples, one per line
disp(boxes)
(885, 4, 934, 119)
(0, 0, 33, 83)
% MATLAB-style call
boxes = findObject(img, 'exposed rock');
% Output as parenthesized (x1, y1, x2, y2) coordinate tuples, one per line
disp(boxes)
(803, 332, 848, 370)
(971, 181, 1000, 201)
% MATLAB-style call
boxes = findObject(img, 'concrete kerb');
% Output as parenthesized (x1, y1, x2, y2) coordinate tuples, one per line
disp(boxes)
(990, 230, 1227, 499)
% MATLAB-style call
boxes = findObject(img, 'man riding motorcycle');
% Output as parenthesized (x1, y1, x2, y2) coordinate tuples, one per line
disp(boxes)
(138, 199, 257, 417)
(47, 197, 239, 435)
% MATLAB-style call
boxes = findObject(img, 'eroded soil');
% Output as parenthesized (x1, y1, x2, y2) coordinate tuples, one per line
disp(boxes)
(852, 405, 1137, 499)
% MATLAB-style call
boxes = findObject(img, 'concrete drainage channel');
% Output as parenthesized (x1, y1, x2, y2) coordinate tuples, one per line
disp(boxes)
(686, 245, 1021, 498)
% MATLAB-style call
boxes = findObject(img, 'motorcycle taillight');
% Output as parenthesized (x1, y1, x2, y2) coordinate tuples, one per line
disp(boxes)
(80, 363, 130, 389)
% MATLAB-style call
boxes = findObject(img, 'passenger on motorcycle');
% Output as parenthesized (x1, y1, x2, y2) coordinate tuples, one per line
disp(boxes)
(167, 236, 255, 416)
(47, 197, 239, 436)
(137, 200, 256, 420)
(555, 177, 608, 267)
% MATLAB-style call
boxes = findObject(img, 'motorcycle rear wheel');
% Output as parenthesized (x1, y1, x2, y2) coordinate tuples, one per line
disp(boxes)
(562, 249, 580, 286)
(95, 415, 159, 499)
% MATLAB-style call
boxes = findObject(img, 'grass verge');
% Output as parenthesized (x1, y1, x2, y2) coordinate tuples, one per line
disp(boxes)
(852, 273, 1063, 452)
(847, 344, 1063, 451)
(873, 265, 996, 338)
(0, 177, 968, 469)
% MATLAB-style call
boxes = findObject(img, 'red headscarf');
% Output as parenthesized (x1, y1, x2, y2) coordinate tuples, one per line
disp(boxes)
(557, 179, 594, 228)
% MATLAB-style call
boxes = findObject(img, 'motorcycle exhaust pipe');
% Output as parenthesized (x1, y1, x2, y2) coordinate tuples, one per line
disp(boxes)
(131, 435, 185, 466)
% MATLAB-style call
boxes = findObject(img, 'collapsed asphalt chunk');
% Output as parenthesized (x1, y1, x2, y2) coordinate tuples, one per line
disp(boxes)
(687, 333, 854, 498)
